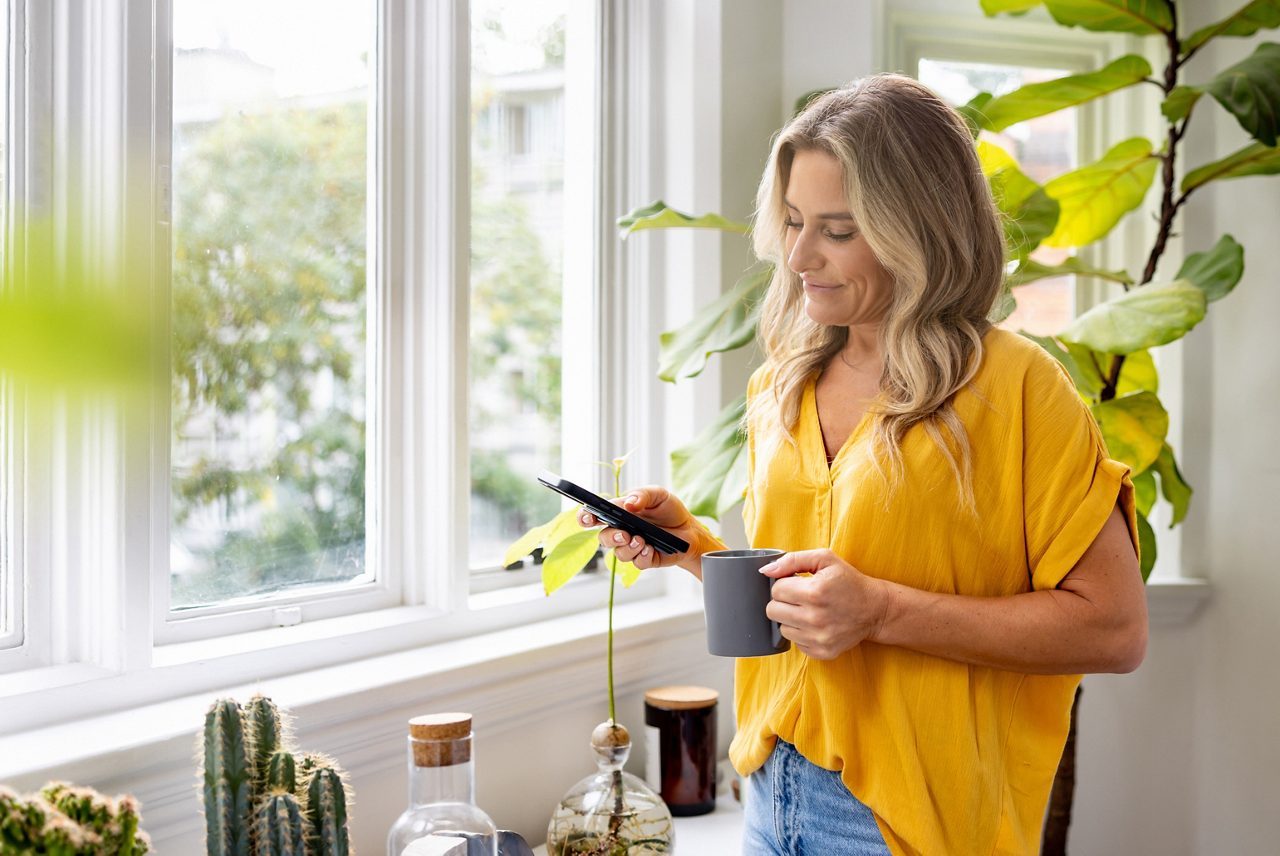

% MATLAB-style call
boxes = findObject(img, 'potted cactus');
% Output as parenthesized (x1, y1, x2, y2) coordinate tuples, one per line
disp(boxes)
(200, 694, 352, 856)
(0, 780, 151, 854)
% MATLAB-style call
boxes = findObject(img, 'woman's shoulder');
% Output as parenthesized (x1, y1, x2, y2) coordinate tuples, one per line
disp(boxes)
(975, 327, 1069, 389)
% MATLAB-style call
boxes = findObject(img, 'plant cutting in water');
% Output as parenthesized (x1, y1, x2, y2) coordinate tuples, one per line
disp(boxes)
(505, 454, 674, 855)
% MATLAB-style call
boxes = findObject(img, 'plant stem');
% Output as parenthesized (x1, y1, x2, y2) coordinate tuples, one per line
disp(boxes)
(607, 464, 621, 724)
(1103, 1, 1183, 402)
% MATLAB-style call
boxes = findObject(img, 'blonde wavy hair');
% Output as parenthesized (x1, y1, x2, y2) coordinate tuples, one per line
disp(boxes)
(747, 74, 1005, 508)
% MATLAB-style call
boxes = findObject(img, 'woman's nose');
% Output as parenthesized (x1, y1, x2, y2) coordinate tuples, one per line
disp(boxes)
(787, 229, 820, 274)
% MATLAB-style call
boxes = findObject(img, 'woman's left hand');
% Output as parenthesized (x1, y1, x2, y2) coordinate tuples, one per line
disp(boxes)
(760, 550, 890, 660)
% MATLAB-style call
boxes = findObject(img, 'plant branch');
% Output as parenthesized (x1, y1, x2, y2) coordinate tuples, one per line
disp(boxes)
(1106, 2, 1183, 402)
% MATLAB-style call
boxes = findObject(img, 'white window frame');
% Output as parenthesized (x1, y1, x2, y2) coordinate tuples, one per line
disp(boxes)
(881, 5, 1205, 612)
(0, 0, 670, 733)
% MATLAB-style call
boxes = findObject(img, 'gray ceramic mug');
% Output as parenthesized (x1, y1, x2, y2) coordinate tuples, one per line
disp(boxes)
(700, 549, 790, 657)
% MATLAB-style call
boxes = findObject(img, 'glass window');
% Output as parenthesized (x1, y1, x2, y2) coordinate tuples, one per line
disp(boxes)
(169, 0, 375, 610)
(1, 5, 12, 646)
(468, 0, 572, 574)
(919, 58, 1080, 336)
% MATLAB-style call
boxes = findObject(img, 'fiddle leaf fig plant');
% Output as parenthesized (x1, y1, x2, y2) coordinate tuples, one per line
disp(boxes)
(614, 2, 1278, 852)
(617, 0, 1278, 583)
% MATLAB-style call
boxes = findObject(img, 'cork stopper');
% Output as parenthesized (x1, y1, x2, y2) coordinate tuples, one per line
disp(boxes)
(408, 713, 472, 767)
(644, 685, 719, 711)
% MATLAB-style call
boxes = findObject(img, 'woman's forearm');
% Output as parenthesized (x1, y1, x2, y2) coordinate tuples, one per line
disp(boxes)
(871, 580, 1147, 675)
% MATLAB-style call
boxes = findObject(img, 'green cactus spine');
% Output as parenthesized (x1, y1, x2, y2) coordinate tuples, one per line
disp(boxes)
(203, 698, 253, 856)
(255, 791, 308, 856)
(305, 765, 351, 856)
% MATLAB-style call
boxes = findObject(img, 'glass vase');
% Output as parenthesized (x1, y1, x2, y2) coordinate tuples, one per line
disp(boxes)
(546, 721, 674, 855)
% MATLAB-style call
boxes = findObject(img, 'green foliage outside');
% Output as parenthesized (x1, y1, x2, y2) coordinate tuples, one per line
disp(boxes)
(170, 102, 370, 606)
(172, 101, 564, 602)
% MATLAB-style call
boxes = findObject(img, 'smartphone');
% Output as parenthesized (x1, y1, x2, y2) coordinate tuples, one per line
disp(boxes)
(536, 471, 690, 555)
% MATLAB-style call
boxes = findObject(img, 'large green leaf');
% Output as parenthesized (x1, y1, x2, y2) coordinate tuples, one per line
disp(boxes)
(502, 518, 552, 568)
(1136, 510, 1157, 580)
(1023, 332, 1103, 396)
(609, 553, 644, 588)
(1133, 469, 1157, 515)
(958, 92, 996, 137)
(1043, 138, 1158, 248)
(978, 56, 1153, 132)
(979, 142, 1061, 257)
(1114, 348, 1159, 396)
(1091, 390, 1168, 472)
(1006, 256, 1134, 288)
(671, 395, 748, 520)
(1161, 86, 1204, 123)
(542, 507, 591, 556)
(658, 265, 770, 382)
(1177, 235, 1244, 302)
(1202, 42, 1280, 146)
(1061, 279, 1207, 354)
(1182, 141, 1280, 191)
(1153, 443, 1192, 526)
(617, 200, 749, 237)
(991, 285, 1019, 324)
(1184, 0, 1280, 54)
(542, 529, 602, 595)
(1043, 0, 1173, 34)
(982, 0, 1044, 13)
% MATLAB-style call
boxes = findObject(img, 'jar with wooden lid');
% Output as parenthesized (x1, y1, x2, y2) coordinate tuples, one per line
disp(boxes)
(643, 686, 718, 816)
(387, 713, 498, 856)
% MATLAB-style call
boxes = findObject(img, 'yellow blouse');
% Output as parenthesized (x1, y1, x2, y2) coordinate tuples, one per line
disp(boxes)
(733, 328, 1136, 856)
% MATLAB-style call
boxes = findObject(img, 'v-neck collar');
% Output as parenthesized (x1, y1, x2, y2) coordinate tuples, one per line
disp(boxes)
(803, 375, 875, 480)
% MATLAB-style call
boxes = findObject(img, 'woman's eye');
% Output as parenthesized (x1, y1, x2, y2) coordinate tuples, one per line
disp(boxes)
(784, 219, 802, 229)
(826, 231, 856, 242)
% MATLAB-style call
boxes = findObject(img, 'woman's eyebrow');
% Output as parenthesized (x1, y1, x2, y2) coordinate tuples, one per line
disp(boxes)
(782, 198, 855, 221)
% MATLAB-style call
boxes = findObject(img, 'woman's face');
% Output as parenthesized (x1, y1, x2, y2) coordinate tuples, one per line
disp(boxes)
(783, 149, 893, 330)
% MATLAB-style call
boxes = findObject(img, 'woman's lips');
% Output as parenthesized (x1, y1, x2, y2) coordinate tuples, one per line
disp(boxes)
(803, 278, 842, 290)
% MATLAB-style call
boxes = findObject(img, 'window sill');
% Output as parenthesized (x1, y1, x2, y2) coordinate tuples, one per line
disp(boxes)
(0, 593, 706, 782)
(0, 570, 668, 735)
(1146, 577, 1211, 627)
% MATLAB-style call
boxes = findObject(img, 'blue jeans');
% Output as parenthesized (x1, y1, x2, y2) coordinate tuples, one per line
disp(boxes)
(742, 739, 891, 856)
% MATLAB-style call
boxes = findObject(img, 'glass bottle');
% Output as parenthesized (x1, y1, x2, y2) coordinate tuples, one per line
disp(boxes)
(387, 713, 499, 856)
(546, 720, 674, 855)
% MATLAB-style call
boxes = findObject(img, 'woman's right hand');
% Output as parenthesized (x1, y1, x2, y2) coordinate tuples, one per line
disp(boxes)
(577, 486, 715, 577)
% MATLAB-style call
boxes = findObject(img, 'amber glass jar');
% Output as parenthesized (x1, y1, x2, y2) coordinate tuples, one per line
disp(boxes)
(643, 685, 718, 816)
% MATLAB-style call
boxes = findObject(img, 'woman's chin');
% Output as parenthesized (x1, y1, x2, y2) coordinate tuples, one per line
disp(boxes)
(803, 301, 849, 327)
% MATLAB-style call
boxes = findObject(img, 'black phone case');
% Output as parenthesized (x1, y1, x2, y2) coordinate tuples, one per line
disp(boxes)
(537, 471, 690, 555)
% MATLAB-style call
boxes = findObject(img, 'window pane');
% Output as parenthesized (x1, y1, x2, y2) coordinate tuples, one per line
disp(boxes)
(919, 58, 1080, 336)
(170, 1, 373, 609)
(468, 1, 570, 572)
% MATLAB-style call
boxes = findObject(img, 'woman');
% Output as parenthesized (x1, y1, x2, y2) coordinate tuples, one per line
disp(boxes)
(579, 75, 1147, 855)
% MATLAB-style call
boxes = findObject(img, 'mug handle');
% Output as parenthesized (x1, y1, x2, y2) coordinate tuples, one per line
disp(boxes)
(766, 576, 786, 650)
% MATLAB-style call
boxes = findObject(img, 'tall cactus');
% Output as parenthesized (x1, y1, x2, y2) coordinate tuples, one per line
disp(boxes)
(203, 698, 253, 856)
(246, 694, 286, 787)
(200, 695, 353, 856)
(268, 751, 298, 794)
(305, 765, 351, 856)
(255, 791, 308, 856)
